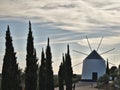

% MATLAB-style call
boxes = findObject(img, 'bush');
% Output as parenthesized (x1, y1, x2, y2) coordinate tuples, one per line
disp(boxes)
(97, 74, 109, 86)
(115, 75, 120, 88)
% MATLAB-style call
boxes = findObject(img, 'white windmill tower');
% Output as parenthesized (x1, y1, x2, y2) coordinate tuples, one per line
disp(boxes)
(73, 37, 115, 81)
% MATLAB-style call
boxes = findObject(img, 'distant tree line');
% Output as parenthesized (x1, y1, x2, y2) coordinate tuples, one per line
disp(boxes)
(1, 21, 73, 90)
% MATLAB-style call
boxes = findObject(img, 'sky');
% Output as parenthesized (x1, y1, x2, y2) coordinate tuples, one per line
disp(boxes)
(0, 0, 120, 74)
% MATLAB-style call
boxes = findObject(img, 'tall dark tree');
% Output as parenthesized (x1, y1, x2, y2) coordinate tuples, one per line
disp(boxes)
(1, 26, 21, 90)
(118, 64, 120, 75)
(64, 44, 73, 90)
(25, 21, 38, 90)
(58, 55, 65, 90)
(46, 38, 54, 90)
(106, 59, 109, 75)
(109, 66, 117, 80)
(39, 48, 46, 90)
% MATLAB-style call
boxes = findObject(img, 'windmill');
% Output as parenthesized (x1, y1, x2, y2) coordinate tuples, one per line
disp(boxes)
(73, 36, 115, 81)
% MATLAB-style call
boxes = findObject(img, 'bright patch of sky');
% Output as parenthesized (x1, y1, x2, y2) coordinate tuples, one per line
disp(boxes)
(0, 0, 120, 74)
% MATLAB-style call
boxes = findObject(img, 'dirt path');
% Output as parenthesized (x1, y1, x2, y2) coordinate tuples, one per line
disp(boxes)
(55, 81, 98, 90)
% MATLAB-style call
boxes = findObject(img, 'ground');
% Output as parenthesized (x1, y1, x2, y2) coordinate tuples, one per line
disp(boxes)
(55, 81, 98, 90)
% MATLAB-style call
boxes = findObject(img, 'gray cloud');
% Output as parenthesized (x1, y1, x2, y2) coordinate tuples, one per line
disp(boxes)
(40, 3, 77, 10)
(1, 0, 120, 74)
(0, 0, 120, 33)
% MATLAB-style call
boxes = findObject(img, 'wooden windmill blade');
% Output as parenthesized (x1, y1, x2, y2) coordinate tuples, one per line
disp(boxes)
(97, 37, 103, 51)
(72, 50, 88, 56)
(100, 48, 115, 55)
(86, 36, 92, 52)
(107, 61, 115, 65)
(73, 62, 83, 67)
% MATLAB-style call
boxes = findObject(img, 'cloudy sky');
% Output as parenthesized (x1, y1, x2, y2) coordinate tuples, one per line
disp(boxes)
(0, 0, 120, 74)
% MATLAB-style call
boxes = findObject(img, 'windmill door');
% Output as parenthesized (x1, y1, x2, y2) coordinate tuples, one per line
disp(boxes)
(92, 72, 97, 81)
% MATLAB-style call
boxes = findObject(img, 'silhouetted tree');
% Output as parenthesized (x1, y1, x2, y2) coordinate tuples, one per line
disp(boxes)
(106, 59, 109, 75)
(109, 66, 117, 80)
(58, 55, 65, 90)
(64, 44, 73, 90)
(39, 48, 46, 90)
(118, 64, 120, 75)
(46, 38, 54, 90)
(1, 26, 21, 90)
(25, 21, 38, 90)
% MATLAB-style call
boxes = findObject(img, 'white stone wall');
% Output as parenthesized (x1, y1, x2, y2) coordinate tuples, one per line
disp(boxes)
(81, 59, 106, 80)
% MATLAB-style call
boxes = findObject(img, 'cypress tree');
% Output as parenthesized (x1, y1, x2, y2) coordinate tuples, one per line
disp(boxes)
(39, 48, 46, 90)
(106, 59, 109, 75)
(58, 63, 64, 90)
(58, 55, 65, 90)
(64, 44, 73, 90)
(118, 64, 120, 75)
(1, 26, 21, 90)
(33, 49, 38, 90)
(46, 38, 54, 90)
(25, 21, 38, 90)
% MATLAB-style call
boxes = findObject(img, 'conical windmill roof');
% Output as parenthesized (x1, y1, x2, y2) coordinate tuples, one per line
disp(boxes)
(85, 50, 103, 60)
